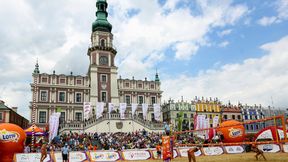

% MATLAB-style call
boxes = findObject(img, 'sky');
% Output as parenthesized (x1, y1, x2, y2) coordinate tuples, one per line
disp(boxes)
(0, 0, 288, 120)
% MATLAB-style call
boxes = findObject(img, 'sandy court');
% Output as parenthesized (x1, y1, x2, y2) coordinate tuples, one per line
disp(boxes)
(121, 153, 288, 162)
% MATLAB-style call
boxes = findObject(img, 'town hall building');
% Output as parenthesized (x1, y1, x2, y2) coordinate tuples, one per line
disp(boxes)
(30, 0, 163, 133)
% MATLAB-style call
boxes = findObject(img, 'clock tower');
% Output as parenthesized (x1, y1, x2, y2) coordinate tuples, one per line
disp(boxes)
(88, 0, 119, 109)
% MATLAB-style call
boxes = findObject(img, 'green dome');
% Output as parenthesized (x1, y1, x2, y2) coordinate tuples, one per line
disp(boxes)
(92, 0, 112, 32)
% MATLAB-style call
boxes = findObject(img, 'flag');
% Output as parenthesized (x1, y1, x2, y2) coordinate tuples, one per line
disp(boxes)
(49, 112, 60, 143)
(153, 103, 161, 121)
(131, 103, 138, 117)
(96, 102, 104, 119)
(119, 103, 127, 119)
(83, 102, 91, 120)
(142, 103, 149, 120)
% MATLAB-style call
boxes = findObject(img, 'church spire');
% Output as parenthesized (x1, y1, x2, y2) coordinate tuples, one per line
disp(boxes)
(33, 59, 40, 74)
(92, 0, 112, 32)
(155, 69, 160, 82)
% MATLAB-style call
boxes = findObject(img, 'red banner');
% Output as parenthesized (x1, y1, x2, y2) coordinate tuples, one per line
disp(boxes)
(162, 136, 171, 161)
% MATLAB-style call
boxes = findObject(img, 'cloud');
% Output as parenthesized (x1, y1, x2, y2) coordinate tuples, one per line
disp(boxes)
(257, 0, 288, 26)
(218, 29, 233, 37)
(218, 41, 230, 47)
(0, 0, 250, 119)
(257, 16, 278, 26)
(174, 41, 199, 60)
(162, 35, 288, 108)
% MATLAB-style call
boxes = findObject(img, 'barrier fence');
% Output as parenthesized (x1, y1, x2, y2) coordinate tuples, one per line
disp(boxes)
(13, 143, 288, 162)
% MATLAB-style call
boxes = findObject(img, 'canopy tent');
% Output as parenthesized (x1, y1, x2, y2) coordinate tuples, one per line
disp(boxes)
(24, 124, 47, 136)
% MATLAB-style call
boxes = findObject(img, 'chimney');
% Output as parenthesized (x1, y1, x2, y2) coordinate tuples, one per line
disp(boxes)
(11, 107, 18, 112)
(0, 100, 4, 104)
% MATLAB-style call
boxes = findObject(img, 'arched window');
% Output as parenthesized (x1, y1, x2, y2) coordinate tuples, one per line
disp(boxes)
(100, 39, 105, 47)
(100, 4, 105, 11)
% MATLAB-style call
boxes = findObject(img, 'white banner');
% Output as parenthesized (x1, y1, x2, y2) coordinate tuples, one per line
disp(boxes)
(83, 102, 91, 120)
(142, 103, 149, 120)
(283, 144, 288, 153)
(15, 153, 51, 162)
(178, 147, 202, 157)
(224, 146, 244, 154)
(96, 102, 105, 119)
(54, 151, 88, 162)
(108, 103, 115, 114)
(202, 147, 224, 156)
(89, 151, 121, 161)
(153, 103, 161, 121)
(49, 112, 60, 143)
(122, 150, 151, 160)
(258, 144, 280, 153)
(119, 103, 127, 119)
(256, 129, 273, 141)
(213, 116, 219, 127)
(131, 103, 138, 117)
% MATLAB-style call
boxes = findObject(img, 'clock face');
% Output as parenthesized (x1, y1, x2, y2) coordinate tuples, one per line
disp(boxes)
(99, 56, 108, 65)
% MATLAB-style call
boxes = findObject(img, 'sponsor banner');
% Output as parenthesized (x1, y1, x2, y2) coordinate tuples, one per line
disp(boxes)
(151, 149, 178, 159)
(277, 129, 288, 140)
(89, 151, 120, 162)
(224, 146, 244, 154)
(96, 102, 105, 119)
(258, 144, 280, 153)
(119, 103, 127, 119)
(178, 148, 202, 157)
(122, 150, 151, 160)
(54, 151, 88, 162)
(142, 104, 149, 120)
(202, 147, 224, 156)
(131, 103, 138, 117)
(256, 129, 273, 141)
(283, 144, 288, 153)
(153, 103, 161, 121)
(14, 153, 52, 162)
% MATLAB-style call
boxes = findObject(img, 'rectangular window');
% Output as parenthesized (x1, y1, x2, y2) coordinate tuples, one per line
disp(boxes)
(125, 95, 131, 104)
(184, 113, 187, 118)
(75, 93, 82, 103)
(60, 78, 66, 84)
(101, 74, 107, 82)
(224, 115, 227, 119)
(237, 115, 241, 120)
(0, 112, 2, 121)
(39, 111, 46, 123)
(232, 115, 235, 119)
(75, 112, 82, 121)
(151, 96, 156, 104)
(125, 82, 129, 88)
(245, 125, 249, 130)
(209, 114, 212, 119)
(150, 84, 154, 89)
(250, 125, 254, 130)
(40, 91, 48, 102)
(41, 77, 48, 83)
(59, 92, 65, 102)
(138, 84, 142, 88)
(60, 112, 65, 124)
(101, 91, 107, 102)
(138, 96, 144, 104)
(76, 79, 82, 85)
(256, 124, 259, 130)
(190, 114, 194, 118)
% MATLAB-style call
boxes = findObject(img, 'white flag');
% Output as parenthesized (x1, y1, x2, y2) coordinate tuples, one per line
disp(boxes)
(131, 103, 138, 117)
(108, 103, 115, 113)
(142, 103, 149, 120)
(49, 112, 60, 143)
(153, 103, 161, 121)
(119, 103, 127, 119)
(96, 102, 105, 119)
(83, 102, 91, 120)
